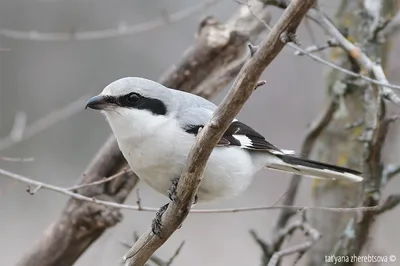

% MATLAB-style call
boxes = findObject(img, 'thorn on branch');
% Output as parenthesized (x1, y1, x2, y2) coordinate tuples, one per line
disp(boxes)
(26, 185, 42, 195)
(280, 31, 300, 45)
(136, 189, 143, 210)
(248, 43, 259, 56)
(255, 80, 267, 90)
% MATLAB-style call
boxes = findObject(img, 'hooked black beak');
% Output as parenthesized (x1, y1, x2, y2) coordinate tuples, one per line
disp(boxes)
(85, 95, 108, 110)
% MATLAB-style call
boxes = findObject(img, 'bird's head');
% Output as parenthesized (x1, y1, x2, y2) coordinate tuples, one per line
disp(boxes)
(86, 77, 176, 139)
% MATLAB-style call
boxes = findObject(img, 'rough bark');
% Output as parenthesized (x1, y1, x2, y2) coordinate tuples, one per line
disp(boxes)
(307, 1, 399, 265)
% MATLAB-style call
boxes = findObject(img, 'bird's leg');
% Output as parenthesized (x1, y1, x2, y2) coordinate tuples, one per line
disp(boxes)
(168, 177, 199, 205)
(152, 180, 199, 237)
(151, 202, 169, 238)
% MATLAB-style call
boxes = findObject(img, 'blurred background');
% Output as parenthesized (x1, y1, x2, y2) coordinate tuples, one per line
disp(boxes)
(1, 1, 400, 265)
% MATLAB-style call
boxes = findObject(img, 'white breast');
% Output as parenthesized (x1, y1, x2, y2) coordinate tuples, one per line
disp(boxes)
(106, 111, 263, 202)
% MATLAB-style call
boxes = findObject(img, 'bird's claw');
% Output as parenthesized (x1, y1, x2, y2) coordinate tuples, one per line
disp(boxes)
(151, 180, 200, 237)
(151, 203, 169, 238)
(168, 178, 199, 205)
(168, 178, 181, 204)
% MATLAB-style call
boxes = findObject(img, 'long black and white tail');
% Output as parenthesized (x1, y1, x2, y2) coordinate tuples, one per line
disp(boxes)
(266, 154, 363, 182)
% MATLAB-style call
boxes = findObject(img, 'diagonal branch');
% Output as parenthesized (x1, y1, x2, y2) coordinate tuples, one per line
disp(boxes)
(123, 1, 316, 265)
(313, 7, 400, 106)
(258, 0, 400, 95)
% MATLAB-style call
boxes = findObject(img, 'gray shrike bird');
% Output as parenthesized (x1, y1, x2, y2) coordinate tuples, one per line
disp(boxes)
(86, 77, 362, 203)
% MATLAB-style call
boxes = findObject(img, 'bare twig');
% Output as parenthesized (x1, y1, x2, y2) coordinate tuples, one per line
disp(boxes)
(136, 189, 143, 210)
(265, 211, 321, 266)
(382, 164, 400, 183)
(376, 194, 400, 214)
(382, 10, 400, 37)
(123, 1, 316, 264)
(0, 95, 89, 151)
(0, 156, 34, 162)
(120, 232, 184, 266)
(26, 185, 42, 195)
(293, 43, 400, 91)
(0, 0, 220, 41)
(268, 225, 320, 266)
(250, 230, 271, 261)
(67, 167, 131, 191)
(0, 166, 383, 214)
(313, 7, 400, 106)
(294, 39, 338, 56)
(165, 241, 185, 266)
(255, 0, 400, 93)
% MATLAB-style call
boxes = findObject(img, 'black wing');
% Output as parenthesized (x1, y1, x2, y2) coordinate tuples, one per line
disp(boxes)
(184, 120, 284, 154)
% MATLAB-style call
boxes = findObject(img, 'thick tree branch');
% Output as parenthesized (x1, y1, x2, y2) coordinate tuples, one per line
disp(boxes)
(123, 1, 316, 265)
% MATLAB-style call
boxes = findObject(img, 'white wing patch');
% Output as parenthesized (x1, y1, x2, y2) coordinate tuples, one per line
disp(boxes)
(232, 134, 295, 155)
(275, 149, 296, 155)
(232, 135, 253, 147)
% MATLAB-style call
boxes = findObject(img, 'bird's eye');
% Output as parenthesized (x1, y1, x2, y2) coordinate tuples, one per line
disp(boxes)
(125, 93, 142, 105)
